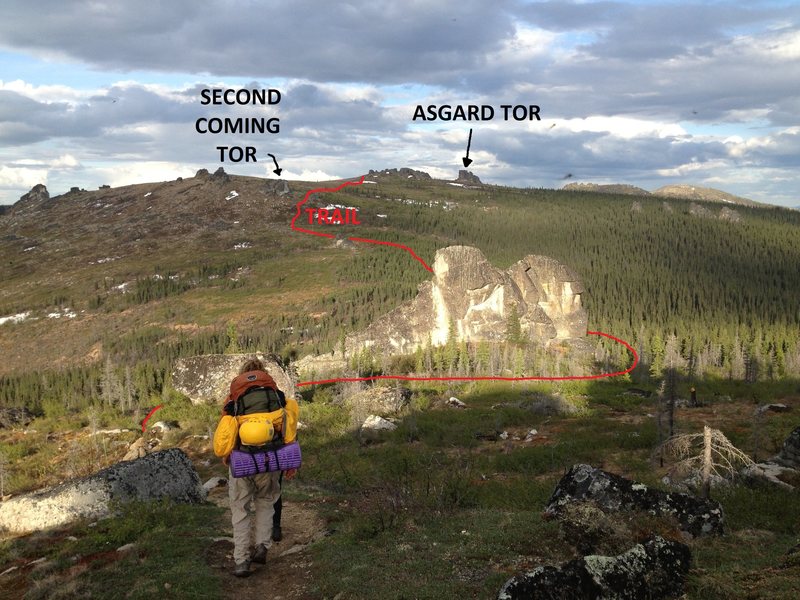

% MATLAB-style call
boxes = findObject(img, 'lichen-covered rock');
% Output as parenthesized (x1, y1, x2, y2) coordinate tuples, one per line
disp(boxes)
(343, 246, 587, 357)
(545, 464, 724, 537)
(498, 536, 691, 600)
(344, 385, 410, 416)
(0, 449, 205, 533)
(0, 406, 34, 429)
(171, 353, 296, 406)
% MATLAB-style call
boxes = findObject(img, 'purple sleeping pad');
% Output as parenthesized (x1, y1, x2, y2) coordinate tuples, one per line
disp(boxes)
(229, 442, 302, 478)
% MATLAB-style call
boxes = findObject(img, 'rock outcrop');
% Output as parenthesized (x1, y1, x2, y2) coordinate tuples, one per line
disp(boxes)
(498, 536, 691, 600)
(0, 449, 204, 533)
(344, 246, 587, 357)
(10, 184, 50, 215)
(171, 352, 296, 406)
(545, 464, 724, 537)
(456, 170, 482, 185)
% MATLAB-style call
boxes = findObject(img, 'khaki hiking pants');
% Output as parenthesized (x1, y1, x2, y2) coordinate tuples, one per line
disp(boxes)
(229, 469, 282, 564)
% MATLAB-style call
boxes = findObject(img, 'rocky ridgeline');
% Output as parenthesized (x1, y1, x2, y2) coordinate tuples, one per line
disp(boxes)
(172, 352, 296, 405)
(0, 449, 204, 533)
(344, 245, 587, 357)
(368, 167, 432, 180)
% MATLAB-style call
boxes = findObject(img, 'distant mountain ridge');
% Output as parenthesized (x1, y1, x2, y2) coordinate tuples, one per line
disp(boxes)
(652, 184, 759, 207)
(563, 181, 760, 207)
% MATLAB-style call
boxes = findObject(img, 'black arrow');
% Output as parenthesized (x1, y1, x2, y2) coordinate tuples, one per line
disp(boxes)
(267, 153, 283, 176)
(462, 128, 473, 168)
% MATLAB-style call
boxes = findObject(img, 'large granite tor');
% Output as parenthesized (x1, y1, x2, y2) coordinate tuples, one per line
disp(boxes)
(345, 245, 587, 356)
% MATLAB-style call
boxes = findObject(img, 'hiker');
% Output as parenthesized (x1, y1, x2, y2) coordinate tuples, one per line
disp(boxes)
(213, 359, 300, 577)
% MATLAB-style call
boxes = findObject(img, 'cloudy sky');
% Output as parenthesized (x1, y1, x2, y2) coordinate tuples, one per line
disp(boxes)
(0, 0, 798, 206)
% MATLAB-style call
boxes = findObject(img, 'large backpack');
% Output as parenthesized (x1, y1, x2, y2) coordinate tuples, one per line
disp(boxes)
(234, 386, 287, 450)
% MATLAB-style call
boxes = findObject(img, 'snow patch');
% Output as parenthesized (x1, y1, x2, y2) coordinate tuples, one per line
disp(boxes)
(23, 246, 36, 252)
(0, 311, 30, 326)
(363, 180, 377, 184)
(90, 256, 121, 265)
(47, 308, 77, 319)
(233, 242, 252, 250)
(144, 192, 152, 197)
(447, 182, 464, 187)
(225, 190, 239, 200)
(322, 204, 358, 211)
(377, 214, 387, 218)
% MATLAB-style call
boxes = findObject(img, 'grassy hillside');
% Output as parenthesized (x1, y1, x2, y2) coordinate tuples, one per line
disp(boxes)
(1, 380, 799, 598)
(1, 170, 799, 411)
(1, 171, 799, 597)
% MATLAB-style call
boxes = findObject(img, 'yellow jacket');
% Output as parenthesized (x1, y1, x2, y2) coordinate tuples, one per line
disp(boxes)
(213, 397, 299, 458)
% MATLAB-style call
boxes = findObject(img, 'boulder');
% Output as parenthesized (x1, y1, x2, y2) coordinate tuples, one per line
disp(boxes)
(498, 536, 691, 600)
(171, 353, 296, 406)
(446, 397, 466, 409)
(344, 385, 410, 416)
(754, 403, 791, 417)
(0, 449, 205, 533)
(359, 415, 397, 441)
(545, 464, 724, 537)
(744, 426, 800, 489)
(203, 476, 228, 491)
(775, 426, 800, 469)
(150, 420, 180, 433)
(121, 437, 153, 461)
(0, 406, 35, 429)
(195, 168, 210, 179)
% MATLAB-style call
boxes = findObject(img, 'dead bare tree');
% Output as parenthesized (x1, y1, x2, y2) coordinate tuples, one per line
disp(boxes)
(660, 425, 754, 498)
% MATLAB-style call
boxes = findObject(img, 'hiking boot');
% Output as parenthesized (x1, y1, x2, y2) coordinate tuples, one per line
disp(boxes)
(234, 561, 251, 578)
(272, 525, 283, 542)
(251, 543, 268, 565)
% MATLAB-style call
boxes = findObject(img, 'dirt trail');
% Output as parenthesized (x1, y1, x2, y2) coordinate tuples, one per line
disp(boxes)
(205, 486, 327, 600)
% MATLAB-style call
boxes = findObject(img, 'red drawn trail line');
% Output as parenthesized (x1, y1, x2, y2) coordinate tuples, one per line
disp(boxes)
(290, 175, 434, 272)
(289, 177, 638, 385)
(297, 331, 639, 386)
(141, 404, 163, 432)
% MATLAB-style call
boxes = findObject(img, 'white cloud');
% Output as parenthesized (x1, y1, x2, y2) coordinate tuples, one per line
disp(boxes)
(279, 169, 341, 181)
(0, 165, 47, 190)
(94, 161, 193, 187)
